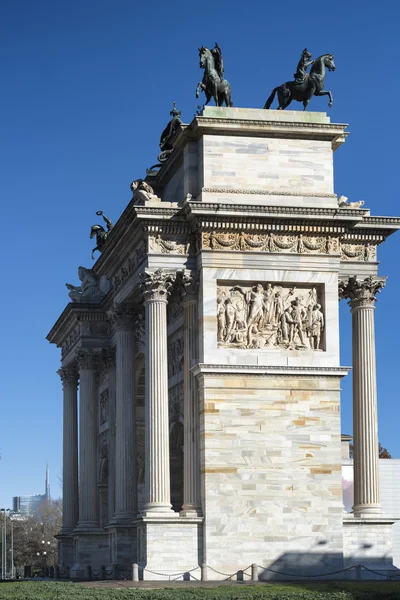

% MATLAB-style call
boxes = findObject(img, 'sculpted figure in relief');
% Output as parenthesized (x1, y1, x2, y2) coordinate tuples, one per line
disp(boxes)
(217, 283, 324, 351)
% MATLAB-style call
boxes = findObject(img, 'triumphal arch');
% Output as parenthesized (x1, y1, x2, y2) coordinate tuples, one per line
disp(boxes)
(48, 104, 400, 579)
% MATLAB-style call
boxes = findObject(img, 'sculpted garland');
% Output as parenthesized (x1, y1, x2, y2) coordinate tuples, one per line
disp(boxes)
(202, 232, 377, 261)
(217, 283, 324, 350)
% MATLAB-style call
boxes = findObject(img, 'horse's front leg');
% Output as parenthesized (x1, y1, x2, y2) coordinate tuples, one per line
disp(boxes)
(196, 82, 205, 98)
(314, 89, 333, 108)
(92, 247, 98, 260)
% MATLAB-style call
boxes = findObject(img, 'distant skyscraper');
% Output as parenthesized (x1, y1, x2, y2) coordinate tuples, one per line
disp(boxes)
(12, 463, 51, 517)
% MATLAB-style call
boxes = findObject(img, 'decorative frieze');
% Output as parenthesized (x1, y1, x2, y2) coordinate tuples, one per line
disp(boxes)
(149, 234, 189, 255)
(339, 276, 386, 309)
(111, 241, 146, 291)
(203, 231, 339, 255)
(61, 326, 80, 359)
(217, 282, 324, 350)
(201, 231, 377, 262)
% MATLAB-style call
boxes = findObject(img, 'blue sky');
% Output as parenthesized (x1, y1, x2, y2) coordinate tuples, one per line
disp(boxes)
(1, 0, 399, 508)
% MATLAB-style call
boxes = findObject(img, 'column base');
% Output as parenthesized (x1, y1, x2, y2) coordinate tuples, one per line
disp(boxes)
(180, 504, 202, 517)
(74, 521, 101, 530)
(141, 503, 176, 518)
(353, 504, 383, 518)
(110, 512, 135, 526)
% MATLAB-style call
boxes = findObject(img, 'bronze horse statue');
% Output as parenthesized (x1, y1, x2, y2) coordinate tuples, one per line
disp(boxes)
(264, 54, 335, 111)
(196, 43, 233, 107)
(90, 211, 113, 260)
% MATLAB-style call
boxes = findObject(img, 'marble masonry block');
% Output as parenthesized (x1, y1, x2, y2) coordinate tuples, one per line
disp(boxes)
(201, 135, 334, 197)
(197, 371, 344, 577)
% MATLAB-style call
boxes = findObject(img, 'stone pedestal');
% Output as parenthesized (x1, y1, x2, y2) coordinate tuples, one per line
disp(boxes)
(137, 517, 202, 580)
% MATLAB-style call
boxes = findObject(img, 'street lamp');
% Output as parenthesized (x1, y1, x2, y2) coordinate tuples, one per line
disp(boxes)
(37, 540, 52, 577)
(1, 508, 11, 580)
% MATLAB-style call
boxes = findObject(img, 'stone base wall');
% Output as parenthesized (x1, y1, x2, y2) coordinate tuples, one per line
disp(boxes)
(198, 371, 344, 576)
(108, 526, 137, 571)
(343, 517, 395, 575)
(57, 534, 74, 568)
(70, 531, 109, 577)
(138, 518, 203, 580)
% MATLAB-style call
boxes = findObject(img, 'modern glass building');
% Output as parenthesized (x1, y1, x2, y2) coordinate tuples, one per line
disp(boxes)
(12, 464, 50, 517)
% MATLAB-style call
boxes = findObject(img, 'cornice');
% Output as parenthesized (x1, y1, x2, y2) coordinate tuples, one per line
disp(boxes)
(192, 364, 350, 378)
(47, 303, 108, 346)
(200, 187, 338, 198)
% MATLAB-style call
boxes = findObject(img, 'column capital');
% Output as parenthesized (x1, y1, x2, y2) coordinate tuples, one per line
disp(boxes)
(339, 275, 386, 309)
(140, 269, 175, 303)
(107, 304, 135, 333)
(57, 365, 79, 389)
(177, 270, 199, 304)
(76, 349, 100, 371)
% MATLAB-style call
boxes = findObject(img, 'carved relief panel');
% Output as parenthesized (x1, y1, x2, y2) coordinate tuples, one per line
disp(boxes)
(217, 282, 325, 351)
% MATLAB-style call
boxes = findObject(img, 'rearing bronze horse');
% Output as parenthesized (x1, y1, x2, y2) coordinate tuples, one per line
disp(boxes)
(264, 54, 335, 111)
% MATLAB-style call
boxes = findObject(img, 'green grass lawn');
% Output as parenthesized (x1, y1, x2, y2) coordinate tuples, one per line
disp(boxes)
(1, 582, 400, 600)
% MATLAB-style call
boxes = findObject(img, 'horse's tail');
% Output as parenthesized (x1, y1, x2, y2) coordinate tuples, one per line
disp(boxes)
(264, 87, 279, 109)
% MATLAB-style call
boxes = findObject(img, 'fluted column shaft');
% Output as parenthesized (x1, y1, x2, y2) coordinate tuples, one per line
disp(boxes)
(58, 366, 79, 532)
(141, 269, 174, 514)
(180, 273, 201, 515)
(340, 276, 386, 518)
(77, 351, 99, 527)
(108, 305, 136, 522)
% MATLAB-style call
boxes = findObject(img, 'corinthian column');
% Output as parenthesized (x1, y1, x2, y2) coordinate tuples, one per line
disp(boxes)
(76, 349, 99, 528)
(141, 269, 175, 515)
(339, 275, 386, 518)
(108, 305, 136, 522)
(179, 271, 201, 515)
(58, 365, 79, 532)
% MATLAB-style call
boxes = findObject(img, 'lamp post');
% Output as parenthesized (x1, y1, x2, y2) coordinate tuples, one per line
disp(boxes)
(36, 540, 52, 577)
(1, 508, 11, 580)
